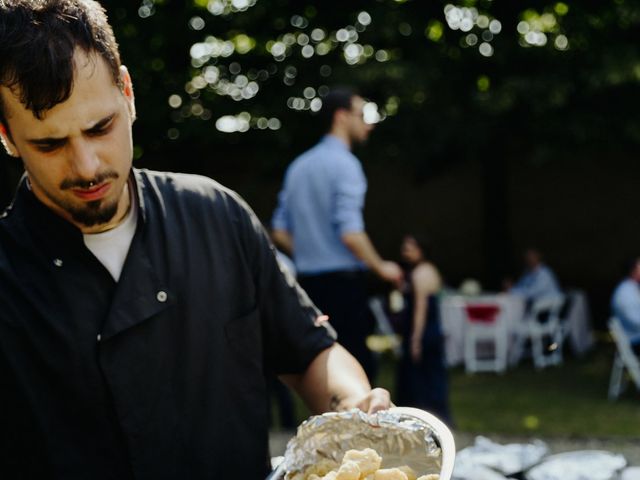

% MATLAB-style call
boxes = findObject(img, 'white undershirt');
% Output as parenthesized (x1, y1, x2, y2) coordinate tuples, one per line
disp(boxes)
(83, 187, 138, 282)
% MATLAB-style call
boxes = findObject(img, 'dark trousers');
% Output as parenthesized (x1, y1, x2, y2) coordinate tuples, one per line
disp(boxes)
(299, 271, 376, 382)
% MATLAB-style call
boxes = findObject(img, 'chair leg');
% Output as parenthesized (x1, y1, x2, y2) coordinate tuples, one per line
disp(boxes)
(608, 355, 624, 400)
(551, 330, 564, 366)
(496, 329, 508, 373)
(510, 331, 525, 367)
(464, 331, 475, 374)
(544, 331, 563, 367)
(531, 332, 545, 370)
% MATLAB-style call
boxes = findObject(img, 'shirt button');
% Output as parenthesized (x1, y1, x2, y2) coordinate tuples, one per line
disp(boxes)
(53, 258, 63, 267)
(156, 291, 168, 303)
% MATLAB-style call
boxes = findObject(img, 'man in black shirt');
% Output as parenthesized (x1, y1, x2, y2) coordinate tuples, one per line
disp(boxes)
(0, 1, 390, 478)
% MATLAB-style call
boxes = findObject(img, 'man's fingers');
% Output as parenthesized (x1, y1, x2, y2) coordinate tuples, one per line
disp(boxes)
(359, 387, 392, 414)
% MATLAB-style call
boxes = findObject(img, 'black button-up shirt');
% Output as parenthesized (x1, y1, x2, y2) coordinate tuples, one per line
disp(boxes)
(0, 169, 335, 479)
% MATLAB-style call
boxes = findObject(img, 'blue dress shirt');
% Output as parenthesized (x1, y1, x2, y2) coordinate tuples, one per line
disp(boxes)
(611, 278, 640, 345)
(272, 135, 367, 275)
(510, 264, 561, 301)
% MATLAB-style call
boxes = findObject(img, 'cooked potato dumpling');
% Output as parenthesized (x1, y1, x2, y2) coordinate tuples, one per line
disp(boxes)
(286, 448, 440, 480)
(373, 468, 409, 480)
(342, 448, 382, 477)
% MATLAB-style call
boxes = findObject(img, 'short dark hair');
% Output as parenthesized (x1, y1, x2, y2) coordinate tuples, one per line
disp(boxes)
(622, 256, 640, 277)
(318, 87, 357, 132)
(0, 0, 122, 123)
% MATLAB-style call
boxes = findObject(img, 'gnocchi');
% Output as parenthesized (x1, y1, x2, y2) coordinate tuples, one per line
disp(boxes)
(286, 448, 440, 480)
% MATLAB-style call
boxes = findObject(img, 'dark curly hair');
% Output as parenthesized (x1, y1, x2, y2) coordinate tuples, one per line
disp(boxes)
(0, 0, 122, 125)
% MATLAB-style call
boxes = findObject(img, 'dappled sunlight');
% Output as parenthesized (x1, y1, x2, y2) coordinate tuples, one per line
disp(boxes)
(517, 4, 570, 49)
(214, 112, 281, 133)
(445, 4, 502, 57)
(177, 4, 397, 133)
(121, 0, 640, 152)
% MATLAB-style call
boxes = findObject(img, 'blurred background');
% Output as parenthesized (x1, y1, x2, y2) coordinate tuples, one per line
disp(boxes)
(2, 0, 640, 443)
(2, 0, 640, 324)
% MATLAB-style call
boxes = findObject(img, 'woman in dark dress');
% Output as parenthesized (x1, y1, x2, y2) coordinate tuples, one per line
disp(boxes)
(396, 235, 452, 425)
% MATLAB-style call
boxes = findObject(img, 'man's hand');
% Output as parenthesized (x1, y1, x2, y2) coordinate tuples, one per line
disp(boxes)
(375, 260, 403, 286)
(353, 387, 393, 414)
(341, 232, 403, 286)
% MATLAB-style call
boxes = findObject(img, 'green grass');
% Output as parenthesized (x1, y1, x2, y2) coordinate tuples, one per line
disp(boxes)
(272, 343, 640, 438)
(447, 344, 640, 437)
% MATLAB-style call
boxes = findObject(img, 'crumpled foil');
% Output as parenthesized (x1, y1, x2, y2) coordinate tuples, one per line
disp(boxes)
(525, 450, 627, 480)
(453, 435, 548, 477)
(281, 409, 442, 477)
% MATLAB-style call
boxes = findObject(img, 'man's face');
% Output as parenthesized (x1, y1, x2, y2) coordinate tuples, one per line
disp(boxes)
(524, 249, 541, 269)
(346, 96, 374, 145)
(0, 49, 135, 233)
(631, 261, 640, 282)
(400, 235, 423, 265)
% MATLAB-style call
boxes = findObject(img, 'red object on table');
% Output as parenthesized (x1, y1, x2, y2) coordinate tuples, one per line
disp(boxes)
(464, 304, 500, 323)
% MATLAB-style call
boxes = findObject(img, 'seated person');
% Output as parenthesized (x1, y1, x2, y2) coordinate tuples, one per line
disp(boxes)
(509, 248, 561, 302)
(611, 257, 640, 355)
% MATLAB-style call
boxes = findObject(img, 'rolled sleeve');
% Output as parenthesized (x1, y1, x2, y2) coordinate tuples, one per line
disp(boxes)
(333, 157, 367, 235)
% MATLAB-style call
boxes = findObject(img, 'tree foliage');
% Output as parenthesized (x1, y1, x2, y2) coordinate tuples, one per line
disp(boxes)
(108, 0, 640, 179)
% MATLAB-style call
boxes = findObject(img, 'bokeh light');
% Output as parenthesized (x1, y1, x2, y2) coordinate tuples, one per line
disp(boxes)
(363, 102, 381, 125)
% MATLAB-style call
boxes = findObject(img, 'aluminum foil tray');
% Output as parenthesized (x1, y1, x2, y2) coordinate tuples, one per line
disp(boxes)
(267, 406, 456, 480)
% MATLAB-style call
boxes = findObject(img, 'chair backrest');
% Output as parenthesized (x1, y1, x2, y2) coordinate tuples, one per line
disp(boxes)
(558, 291, 575, 321)
(529, 294, 565, 324)
(464, 304, 500, 323)
(609, 316, 640, 388)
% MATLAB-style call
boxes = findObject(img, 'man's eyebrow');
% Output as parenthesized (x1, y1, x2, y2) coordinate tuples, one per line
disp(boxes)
(26, 113, 116, 144)
(85, 113, 116, 133)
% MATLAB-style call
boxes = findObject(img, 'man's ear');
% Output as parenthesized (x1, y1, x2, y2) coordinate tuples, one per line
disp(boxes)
(333, 108, 348, 128)
(119, 65, 136, 121)
(0, 123, 19, 158)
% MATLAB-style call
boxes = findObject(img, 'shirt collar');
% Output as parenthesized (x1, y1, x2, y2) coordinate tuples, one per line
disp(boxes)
(8, 169, 145, 244)
(132, 168, 148, 223)
(321, 134, 350, 151)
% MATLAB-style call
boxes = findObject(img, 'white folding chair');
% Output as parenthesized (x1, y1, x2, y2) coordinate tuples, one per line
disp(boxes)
(463, 303, 508, 374)
(367, 296, 402, 357)
(511, 294, 566, 369)
(608, 316, 640, 400)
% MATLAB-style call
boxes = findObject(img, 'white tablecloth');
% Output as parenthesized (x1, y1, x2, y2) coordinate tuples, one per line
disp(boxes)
(440, 290, 594, 367)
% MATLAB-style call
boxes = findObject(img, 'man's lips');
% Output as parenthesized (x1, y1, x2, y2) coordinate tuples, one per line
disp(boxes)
(71, 182, 111, 201)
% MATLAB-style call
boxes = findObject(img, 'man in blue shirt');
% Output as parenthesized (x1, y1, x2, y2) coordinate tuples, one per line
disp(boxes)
(272, 88, 402, 379)
(510, 248, 562, 302)
(611, 257, 640, 354)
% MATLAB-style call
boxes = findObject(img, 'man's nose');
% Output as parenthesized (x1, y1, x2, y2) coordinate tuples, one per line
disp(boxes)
(68, 139, 100, 179)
